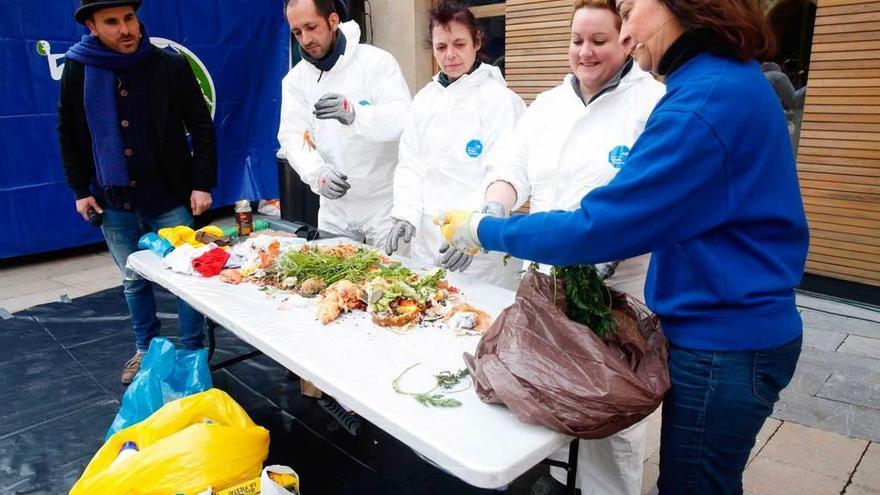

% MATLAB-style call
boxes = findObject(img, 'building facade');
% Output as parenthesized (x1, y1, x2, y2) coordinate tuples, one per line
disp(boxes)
(368, 0, 879, 288)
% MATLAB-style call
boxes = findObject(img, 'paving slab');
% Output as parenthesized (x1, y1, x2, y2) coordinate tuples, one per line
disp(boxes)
(743, 422, 867, 495)
(797, 293, 880, 324)
(52, 269, 122, 294)
(838, 335, 880, 361)
(748, 418, 782, 464)
(0, 287, 89, 313)
(759, 422, 867, 478)
(774, 344, 880, 441)
(803, 327, 848, 351)
(845, 484, 880, 495)
(775, 394, 880, 444)
(0, 279, 69, 301)
(848, 442, 880, 493)
(782, 346, 839, 398)
(818, 370, 880, 411)
(0, 253, 112, 290)
(799, 307, 880, 340)
(743, 455, 847, 495)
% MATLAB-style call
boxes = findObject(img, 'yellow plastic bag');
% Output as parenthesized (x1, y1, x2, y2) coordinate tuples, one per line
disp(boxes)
(158, 225, 225, 248)
(71, 388, 269, 495)
(158, 225, 198, 247)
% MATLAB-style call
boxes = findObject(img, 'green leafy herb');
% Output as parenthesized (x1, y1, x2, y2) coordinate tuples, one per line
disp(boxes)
(551, 264, 617, 339)
(274, 247, 385, 286)
(392, 363, 471, 407)
(435, 369, 470, 389)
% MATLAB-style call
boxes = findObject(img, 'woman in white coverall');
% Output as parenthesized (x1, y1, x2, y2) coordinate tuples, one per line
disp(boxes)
(383, 0, 524, 290)
(278, 5, 411, 246)
(483, 1, 664, 493)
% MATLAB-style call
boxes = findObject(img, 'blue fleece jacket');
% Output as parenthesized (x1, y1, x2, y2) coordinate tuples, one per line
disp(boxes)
(479, 52, 809, 351)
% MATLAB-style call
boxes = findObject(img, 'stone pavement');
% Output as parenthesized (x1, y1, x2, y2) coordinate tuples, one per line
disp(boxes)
(2, 248, 878, 495)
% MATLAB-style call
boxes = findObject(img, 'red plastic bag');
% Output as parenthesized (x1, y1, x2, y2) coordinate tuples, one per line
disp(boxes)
(464, 269, 670, 439)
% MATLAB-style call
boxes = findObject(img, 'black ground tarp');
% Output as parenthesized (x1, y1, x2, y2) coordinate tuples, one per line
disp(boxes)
(0, 286, 544, 494)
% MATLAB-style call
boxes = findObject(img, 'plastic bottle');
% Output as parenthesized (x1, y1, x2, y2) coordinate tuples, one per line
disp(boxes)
(235, 200, 253, 237)
(109, 441, 139, 469)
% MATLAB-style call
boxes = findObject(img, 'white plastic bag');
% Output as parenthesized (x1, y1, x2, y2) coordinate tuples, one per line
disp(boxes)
(260, 465, 300, 495)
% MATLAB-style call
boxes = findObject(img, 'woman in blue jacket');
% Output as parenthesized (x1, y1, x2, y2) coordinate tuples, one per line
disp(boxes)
(438, 0, 809, 493)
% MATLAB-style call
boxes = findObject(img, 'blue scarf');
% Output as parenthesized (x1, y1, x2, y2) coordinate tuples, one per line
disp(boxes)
(300, 30, 347, 75)
(65, 26, 151, 190)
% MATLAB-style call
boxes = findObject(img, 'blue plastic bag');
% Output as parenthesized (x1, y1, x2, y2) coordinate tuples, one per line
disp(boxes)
(106, 337, 212, 439)
(137, 232, 174, 257)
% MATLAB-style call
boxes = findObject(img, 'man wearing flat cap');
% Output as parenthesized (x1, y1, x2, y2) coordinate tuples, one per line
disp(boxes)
(57, 0, 218, 384)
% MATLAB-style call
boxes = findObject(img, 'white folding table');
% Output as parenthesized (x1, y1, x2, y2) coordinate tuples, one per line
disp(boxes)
(127, 247, 575, 490)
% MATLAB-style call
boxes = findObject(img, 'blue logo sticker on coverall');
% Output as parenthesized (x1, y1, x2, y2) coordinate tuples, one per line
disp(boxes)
(608, 145, 631, 169)
(358, 100, 371, 106)
(466, 139, 483, 158)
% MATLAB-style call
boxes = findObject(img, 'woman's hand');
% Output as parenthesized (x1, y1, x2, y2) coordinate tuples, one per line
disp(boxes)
(434, 210, 483, 255)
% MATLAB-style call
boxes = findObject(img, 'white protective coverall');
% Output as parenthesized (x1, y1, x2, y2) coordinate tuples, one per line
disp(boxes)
(485, 63, 665, 495)
(391, 63, 525, 290)
(278, 21, 411, 245)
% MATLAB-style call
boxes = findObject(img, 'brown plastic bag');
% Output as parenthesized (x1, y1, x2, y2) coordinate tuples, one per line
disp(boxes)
(464, 269, 670, 439)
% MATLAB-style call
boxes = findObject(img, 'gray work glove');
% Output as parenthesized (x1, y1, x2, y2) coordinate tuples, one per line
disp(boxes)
(481, 200, 507, 218)
(317, 166, 351, 199)
(596, 261, 621, 280)
(314, 93, 355, 125)
(385, 219, 416, 255)
(439, 242, 473, 273)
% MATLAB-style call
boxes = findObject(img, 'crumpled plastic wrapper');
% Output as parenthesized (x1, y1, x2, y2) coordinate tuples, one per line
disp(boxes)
(464, 269, 670, 439)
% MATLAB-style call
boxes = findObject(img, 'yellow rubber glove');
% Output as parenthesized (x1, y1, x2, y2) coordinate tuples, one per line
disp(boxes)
(433, 210, 482, 255)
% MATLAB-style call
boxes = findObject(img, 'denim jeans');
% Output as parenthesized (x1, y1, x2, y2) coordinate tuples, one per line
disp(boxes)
(102, 205, 205, 352)
(657, 336, 802, 495)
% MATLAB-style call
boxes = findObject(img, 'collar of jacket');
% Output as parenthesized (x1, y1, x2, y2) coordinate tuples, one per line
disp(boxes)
(433, 61, 508, 93)
(300, 21, 361, 81)
(657, 28, 736, 77)
(570, 58, 634, 106)
(301, 29, 347, 75)
(438, 60, 482, 88)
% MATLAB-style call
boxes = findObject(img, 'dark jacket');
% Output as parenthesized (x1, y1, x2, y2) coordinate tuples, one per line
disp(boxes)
(57, 45, 217, 203)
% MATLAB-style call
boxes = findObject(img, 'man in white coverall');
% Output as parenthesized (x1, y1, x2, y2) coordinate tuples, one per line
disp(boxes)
(278, 0, 410, 245)
(482, 2, 665, 494)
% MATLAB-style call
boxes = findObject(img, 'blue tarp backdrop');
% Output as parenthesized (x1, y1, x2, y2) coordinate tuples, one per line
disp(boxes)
(0, 0, 288, 258)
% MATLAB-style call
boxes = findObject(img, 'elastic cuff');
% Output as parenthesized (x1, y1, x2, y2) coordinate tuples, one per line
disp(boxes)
(468, 213, 486, 248)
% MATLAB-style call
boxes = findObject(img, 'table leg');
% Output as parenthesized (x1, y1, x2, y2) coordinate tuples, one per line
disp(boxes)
(207, 318, 217, 360)
(204, 318, 264, 371)
(566, 438, 579, 494)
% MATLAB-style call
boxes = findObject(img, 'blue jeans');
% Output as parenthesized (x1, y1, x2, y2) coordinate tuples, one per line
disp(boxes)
(102, 205, 205, 352)
(658, 337, 802, 494)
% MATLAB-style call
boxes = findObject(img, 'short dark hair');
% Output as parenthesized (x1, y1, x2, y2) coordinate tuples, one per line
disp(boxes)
(609, 0, 775, 61)
(285, 0, 338, 19)
(428, 1, 482, 47)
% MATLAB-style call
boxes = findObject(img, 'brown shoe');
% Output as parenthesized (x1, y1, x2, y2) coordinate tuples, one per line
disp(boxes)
(121, 353, 144, 385)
